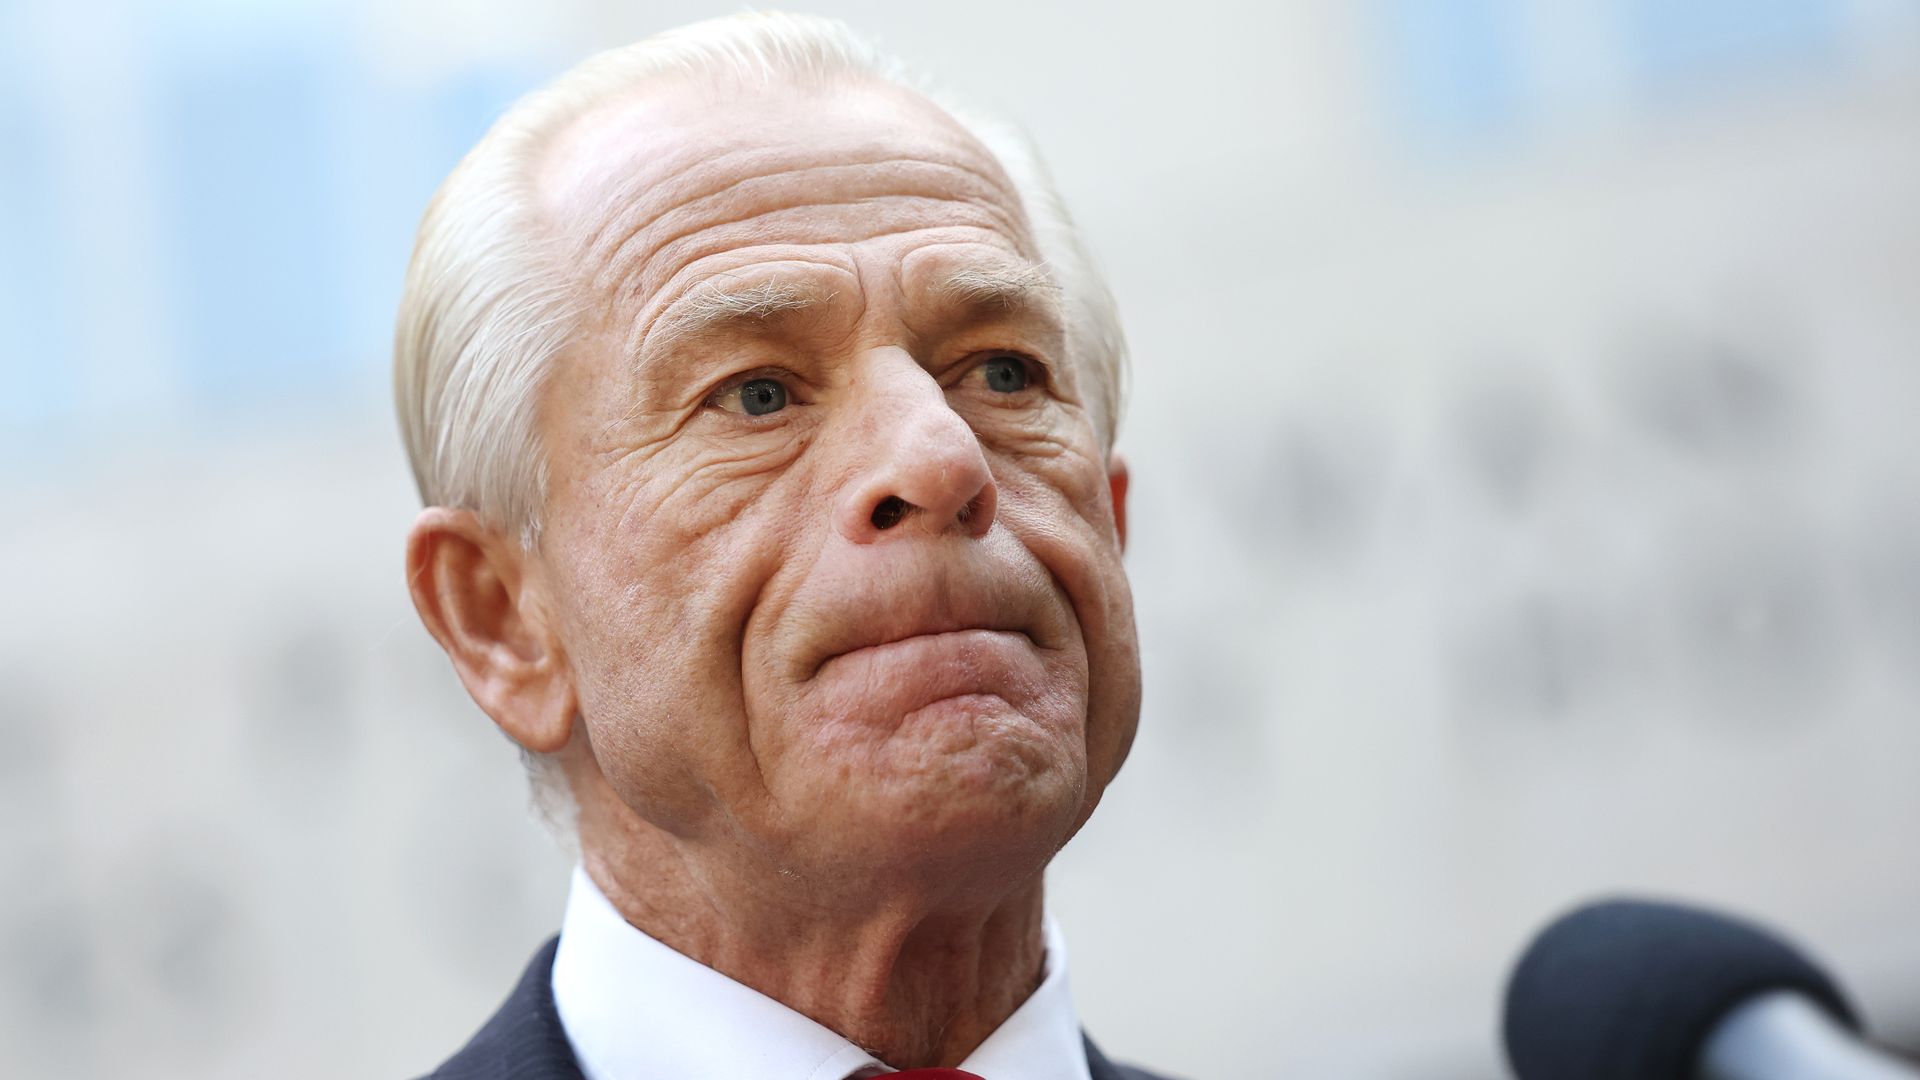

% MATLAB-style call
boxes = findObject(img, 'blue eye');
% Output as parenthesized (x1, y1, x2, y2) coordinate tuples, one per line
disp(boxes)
(738, 378, 788, 415)
(981, 355, 1029, 393)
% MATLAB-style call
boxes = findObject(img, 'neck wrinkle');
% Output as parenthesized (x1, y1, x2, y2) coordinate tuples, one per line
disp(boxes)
(574, 776, 1052, 1070)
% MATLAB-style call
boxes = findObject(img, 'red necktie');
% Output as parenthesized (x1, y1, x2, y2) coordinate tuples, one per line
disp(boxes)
(888, 1072, 985, 1079)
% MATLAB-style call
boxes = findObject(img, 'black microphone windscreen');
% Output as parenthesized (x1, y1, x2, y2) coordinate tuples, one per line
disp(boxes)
(1501, 898, 1859, 1080)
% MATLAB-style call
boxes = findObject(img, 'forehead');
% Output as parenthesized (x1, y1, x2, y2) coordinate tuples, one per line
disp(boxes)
(535, 79, 1039, 317)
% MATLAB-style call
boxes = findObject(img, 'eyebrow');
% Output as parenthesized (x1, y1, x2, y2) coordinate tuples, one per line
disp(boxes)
(936, 262, 1062, 314)
(639, 278, 835, 359)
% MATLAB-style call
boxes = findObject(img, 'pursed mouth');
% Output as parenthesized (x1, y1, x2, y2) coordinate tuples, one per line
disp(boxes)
(812, 626, 1035, 679)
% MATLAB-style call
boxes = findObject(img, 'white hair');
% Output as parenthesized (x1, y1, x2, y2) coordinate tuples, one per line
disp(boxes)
(393, 12, 1128, 826)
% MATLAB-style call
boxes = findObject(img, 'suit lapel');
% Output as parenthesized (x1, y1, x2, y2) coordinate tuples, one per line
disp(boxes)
(1083, 1033, 1123, 1080)
(424, 936, 584, 1080)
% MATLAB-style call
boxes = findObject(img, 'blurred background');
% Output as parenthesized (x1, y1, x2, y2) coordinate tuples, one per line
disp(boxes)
(4, 1, 1919, 1077)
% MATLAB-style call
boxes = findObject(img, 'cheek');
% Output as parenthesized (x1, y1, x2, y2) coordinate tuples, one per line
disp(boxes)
(989, 428, 1114, 545)
(992, 441, 1140, 786)
(563, 430, 808, 638)
(545, 448, 813, 825)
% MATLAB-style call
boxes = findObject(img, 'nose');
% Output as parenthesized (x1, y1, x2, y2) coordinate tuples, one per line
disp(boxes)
(833, 353, 997, 544)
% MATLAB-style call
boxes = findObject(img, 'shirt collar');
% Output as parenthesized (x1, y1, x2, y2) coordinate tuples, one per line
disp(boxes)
(550, 864, 1092, 1080)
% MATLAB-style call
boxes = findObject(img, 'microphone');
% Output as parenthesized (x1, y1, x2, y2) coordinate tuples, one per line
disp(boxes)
(1501, 898, 1919, 1080)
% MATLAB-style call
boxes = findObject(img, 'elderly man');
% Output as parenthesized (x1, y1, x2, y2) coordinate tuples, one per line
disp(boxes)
(396, 12, 1159, 1079)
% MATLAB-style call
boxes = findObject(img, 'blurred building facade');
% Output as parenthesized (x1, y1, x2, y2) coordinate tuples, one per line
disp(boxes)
(3, 2, 1919, 1077)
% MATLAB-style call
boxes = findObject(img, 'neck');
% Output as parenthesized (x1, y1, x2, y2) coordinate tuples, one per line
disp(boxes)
(572, 777, 1050, 1070)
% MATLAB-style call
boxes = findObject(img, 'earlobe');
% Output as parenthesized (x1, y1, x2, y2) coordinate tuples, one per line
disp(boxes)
(1107, 451, 1130, 552)
(405, 508, 576, 754)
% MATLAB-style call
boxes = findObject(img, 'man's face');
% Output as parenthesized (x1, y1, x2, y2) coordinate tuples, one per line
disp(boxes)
(530, 80, 1139, 892)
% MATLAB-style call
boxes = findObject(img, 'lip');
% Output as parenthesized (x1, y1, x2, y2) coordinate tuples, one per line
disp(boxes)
(814, 625, 1033, 679)
(775, 543, 1068, 687)
(809, 627, 1047, 725)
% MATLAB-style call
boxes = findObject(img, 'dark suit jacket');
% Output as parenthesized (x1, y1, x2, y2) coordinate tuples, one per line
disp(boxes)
(422, 936, 1177, 1080)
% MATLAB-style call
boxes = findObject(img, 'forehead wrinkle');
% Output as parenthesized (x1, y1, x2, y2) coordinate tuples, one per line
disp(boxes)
(637, 207, 1026, 323)
(587, 156, 1030, 303)
(575, 144, 1023, 273)
(566, 143, 791, 272)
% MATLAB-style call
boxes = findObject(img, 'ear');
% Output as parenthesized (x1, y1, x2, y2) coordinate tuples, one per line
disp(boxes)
(1107, 451, 1130, 552)
(405, 507, 576, 753)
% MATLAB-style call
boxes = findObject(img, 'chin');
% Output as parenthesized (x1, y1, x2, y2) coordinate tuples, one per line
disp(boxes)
(889, 692, 1084, 793)
(849, 802, 1081, 902)
(787, 710, 1089, 886)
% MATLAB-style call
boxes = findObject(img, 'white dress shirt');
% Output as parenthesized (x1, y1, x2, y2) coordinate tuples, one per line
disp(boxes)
(550, 865, 1094, 1080)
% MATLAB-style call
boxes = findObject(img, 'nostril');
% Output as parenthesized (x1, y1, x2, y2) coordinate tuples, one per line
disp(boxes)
(871, 496, 909, 531)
